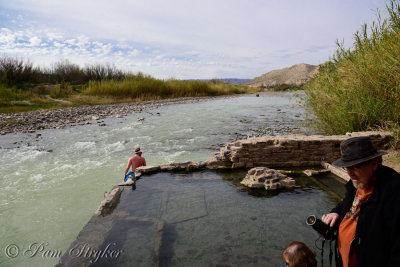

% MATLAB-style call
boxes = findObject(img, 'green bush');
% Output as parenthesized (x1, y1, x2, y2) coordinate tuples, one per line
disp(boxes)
(305, 0, 400, 135)
(0, 56, 133, 86)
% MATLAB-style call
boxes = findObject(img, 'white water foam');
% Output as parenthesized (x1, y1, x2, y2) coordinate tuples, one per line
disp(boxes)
(0, 147, 47, 164)
(73, 141, 96, 150)
(175, 128, 194, 134)
(103, 141, 126, 154)
(29, 174, 44, 182)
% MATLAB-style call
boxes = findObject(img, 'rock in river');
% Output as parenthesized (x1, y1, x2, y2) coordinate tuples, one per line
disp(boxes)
(241, 167, 295, 190)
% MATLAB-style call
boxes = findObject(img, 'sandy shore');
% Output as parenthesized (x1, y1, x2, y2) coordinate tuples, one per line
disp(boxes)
(0, 96, 234, 135)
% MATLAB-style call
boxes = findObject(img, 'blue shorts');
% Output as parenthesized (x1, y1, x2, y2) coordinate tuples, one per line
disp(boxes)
(124, 171, 135, 182)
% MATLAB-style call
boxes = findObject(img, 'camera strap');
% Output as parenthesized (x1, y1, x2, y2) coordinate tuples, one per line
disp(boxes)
(321, 238, 325, 267)
(318, 237, 334, 267)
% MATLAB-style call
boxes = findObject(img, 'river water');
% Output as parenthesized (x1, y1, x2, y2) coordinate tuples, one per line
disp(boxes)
(0, 92, 322, 266)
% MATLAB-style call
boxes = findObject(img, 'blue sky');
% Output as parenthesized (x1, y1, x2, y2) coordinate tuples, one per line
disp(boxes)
(0, 0, 387, 79)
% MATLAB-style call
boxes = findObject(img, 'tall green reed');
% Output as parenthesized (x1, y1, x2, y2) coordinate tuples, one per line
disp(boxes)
(305, 0, 400, 138)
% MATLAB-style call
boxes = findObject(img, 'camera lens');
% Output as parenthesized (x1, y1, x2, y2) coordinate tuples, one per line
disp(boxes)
(306, 215, 316, 225)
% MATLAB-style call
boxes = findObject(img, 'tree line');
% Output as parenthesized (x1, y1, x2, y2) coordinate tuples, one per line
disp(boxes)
(0, 56, 132, 86)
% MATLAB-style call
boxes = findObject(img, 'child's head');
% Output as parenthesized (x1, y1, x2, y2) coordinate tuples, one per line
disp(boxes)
(282, 241, 317, 267)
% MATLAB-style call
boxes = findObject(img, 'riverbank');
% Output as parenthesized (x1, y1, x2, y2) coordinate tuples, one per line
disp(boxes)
(0, 95, 237, 135)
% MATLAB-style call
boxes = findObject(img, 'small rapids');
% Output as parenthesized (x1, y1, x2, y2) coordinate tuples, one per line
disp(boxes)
(0, 92, 313, 267)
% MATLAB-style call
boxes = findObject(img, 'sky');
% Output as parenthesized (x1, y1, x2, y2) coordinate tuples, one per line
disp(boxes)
(0, 0, 388, 79)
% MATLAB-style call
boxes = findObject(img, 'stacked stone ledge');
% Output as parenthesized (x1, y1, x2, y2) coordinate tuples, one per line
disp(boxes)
(125, 131, 392, 181)
(134, 161, 207, 178)
(205, 131, 392, 169)
(115, 131, 392, 190)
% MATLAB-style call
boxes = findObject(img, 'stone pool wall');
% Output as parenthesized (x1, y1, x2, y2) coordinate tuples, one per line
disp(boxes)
(204, 131, 392, 169)
(129, 131, 393, 179)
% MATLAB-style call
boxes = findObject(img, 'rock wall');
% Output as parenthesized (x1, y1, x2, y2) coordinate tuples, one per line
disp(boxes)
(122, 131, 393, 182)
(94, 187, 122, 216)
(205, 131, 392, 169)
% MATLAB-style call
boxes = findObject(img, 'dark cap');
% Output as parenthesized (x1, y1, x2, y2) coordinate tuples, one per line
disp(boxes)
(332, 136, 387, 167)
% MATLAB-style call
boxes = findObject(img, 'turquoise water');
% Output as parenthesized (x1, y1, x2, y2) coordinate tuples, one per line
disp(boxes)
(0, 92, 320, 266)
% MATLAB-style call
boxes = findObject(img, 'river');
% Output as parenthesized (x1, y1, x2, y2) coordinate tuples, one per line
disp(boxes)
(0, 91, 313, 266)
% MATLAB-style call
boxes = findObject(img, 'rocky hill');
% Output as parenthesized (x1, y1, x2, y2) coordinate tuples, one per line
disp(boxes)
(247, 63, 319, 88)
(218, 78, 251, 85)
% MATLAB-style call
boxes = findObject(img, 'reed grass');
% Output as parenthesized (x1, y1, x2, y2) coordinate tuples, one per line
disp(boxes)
(84, 75, 253, 99)
(305, 0, 400, 143)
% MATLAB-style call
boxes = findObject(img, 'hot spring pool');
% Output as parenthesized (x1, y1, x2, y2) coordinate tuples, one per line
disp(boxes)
(59, 170, 344, 267)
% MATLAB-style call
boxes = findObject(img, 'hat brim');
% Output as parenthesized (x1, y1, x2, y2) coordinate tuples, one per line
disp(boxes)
(332, 151, 387, 168)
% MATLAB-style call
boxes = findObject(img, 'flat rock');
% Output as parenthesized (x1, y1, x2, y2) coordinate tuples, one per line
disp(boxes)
(303, 169, 330, 177)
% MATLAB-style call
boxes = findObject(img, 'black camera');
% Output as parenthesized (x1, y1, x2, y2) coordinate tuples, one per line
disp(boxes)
(306, 215, 335, 240)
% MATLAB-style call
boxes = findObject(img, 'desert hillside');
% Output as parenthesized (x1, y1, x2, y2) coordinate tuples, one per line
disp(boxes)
(247, 63, 319, 88)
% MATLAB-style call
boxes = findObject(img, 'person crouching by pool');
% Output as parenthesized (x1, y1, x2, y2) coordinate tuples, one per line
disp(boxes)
(282, 241, 317, 267)
(124, 147, 146, 182)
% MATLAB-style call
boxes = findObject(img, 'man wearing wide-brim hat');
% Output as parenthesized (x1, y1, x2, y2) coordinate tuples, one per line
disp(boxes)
(321, 136, 400, 267)
(123, 147, 146, 184)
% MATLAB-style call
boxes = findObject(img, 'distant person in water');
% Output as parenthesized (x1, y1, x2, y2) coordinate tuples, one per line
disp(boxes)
(282, 241, 317, 267)
(124, 147, 146, 182)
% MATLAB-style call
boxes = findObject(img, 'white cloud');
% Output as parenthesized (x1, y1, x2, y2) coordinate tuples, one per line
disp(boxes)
(28, 36, 41, 46)
(128, 49, 140, 56)
(0, 28, 16, 48)
(0, 0, 389, 79)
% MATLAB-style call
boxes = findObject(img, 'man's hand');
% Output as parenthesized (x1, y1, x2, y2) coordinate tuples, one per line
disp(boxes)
(322, 213, 340, 227)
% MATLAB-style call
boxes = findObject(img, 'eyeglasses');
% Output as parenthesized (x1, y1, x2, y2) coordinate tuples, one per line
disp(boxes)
(345, 161, 370, 171)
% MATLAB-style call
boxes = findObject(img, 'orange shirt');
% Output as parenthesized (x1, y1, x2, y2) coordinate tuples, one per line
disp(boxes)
(338, 186, 374, 267)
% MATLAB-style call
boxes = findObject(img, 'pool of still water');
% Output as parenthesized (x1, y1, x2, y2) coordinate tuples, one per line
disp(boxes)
(84, 170, 344, 267)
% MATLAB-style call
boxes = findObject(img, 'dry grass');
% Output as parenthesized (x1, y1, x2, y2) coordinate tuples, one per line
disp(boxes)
(384, 150, 400, 172)
(0, 76, 259, 113)
(84, 76, 254, 99)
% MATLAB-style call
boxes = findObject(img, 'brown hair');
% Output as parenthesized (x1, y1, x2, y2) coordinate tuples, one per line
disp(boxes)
(282, 241, 317, 267)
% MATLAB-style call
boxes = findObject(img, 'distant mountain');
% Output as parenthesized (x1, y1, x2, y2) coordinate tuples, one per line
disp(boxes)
(218, 78, 251, 85)
(188, 78, 251, 85)
(246, 63, 319, 88)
